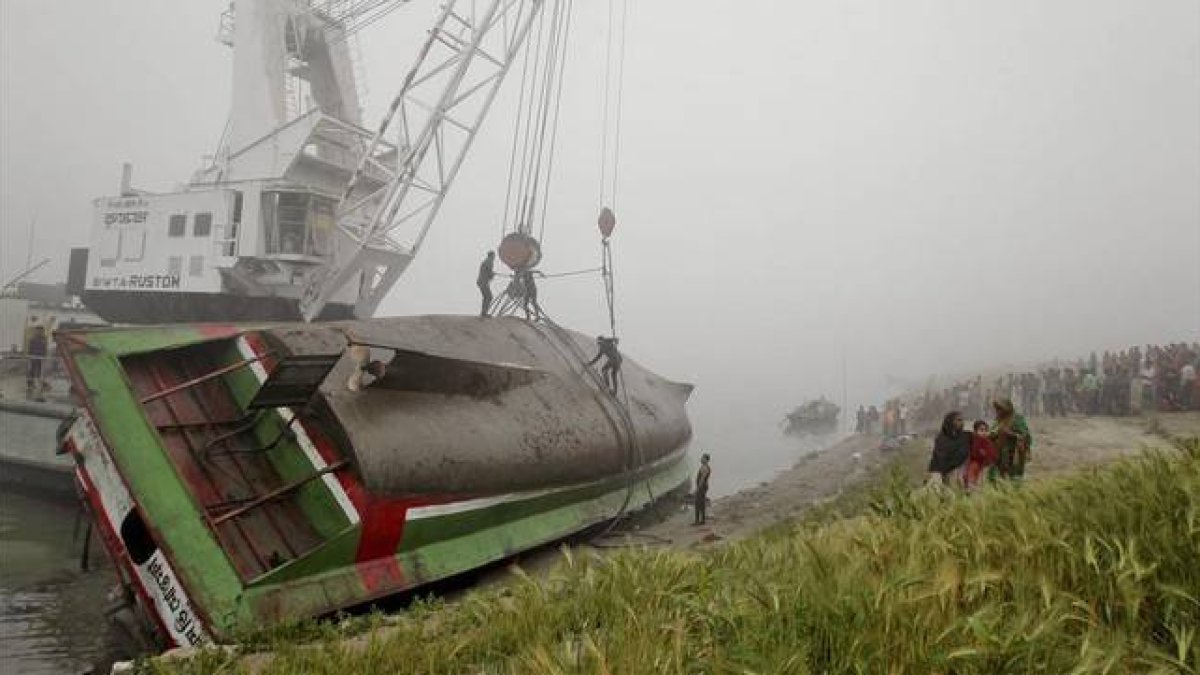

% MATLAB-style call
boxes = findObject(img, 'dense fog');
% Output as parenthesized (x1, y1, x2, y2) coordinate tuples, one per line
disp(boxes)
(3, 0, 1197, 490)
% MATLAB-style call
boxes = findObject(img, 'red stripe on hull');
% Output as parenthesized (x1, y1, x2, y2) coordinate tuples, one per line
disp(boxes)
(353, 497, 410, 593)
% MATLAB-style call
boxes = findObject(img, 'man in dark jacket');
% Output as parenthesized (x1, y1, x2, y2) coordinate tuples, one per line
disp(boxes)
(477, 251, 496, 317)
(694, 453, 711, 525)
(587, 335, 622, 394)
(26, 325, 48, 396)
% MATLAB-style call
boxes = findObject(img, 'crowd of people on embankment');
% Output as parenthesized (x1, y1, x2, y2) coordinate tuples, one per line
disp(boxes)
(850, 342, 1199, 488)
(855, 342, 1199, 437)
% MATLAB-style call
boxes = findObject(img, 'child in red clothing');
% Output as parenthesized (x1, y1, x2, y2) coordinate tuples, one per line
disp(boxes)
(964, 420, 997, 489)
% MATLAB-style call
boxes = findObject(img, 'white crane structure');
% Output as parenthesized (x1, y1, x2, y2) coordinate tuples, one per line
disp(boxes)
(77, 0, 557, 325)
(301, 0, 548, 320)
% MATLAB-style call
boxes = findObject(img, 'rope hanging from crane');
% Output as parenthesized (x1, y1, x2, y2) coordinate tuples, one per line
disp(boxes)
(491, 0, 631, 344)
(496, 0, 647, 538)
(500, 0, 575, 247)
(597, 0, 628, 340)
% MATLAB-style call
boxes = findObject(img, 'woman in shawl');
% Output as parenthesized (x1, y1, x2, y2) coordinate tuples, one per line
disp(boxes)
(991, 398, 1032, 479)
(928, 411, 970, 485)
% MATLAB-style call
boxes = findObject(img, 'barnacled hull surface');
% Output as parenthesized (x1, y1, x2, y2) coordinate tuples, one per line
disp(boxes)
(263, 316, 693, 494)
(55, 316, 692, 648)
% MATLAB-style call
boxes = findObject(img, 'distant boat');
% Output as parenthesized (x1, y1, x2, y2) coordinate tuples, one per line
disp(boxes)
(57, 316, 693, 648)
(783, 397, 840, 435)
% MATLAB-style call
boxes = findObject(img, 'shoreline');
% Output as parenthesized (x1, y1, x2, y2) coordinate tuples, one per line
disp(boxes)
(631, 410, 1200, 551)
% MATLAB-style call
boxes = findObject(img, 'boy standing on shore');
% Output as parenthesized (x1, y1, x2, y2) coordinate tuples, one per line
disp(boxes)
(694, 454, 711, 525)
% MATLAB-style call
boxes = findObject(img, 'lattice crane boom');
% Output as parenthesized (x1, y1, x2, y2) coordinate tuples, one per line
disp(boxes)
(300, 0, 548, 321)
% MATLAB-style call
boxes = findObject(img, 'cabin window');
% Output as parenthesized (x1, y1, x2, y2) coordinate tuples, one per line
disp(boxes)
(99, 230, 121, 268)
(167, 256, 182, 277)
(262, 191, 334, 257)
(168, 214, 187, 238)
(120, 508, 158, 565)
(189, 255, 204, 277)
(217, 234, 236, 258)
(232, 191, 243, 227)
(122, 229, 146, 262)
(193, 212, 213, 237)
(228, 192, 243, 254)
(219, 193, 242, 257)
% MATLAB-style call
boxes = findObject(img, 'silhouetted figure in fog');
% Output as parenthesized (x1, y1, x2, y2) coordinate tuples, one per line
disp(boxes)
(867, 405, 880, 434)
(511, 269, 543, 320)
(476, 251, 495, 317)
(26, 325, 47, 400)
(694, 453, 711, 525)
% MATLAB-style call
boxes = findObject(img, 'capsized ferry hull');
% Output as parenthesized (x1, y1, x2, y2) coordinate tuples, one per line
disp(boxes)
(56, 316, 692, 648)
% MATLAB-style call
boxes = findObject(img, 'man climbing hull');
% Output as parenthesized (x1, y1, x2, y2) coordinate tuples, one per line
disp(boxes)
(56, 316, 692, 648)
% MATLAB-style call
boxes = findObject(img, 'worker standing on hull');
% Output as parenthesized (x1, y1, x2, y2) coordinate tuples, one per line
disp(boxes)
(477, 251, 496, 317)
(588, 335, 622, 394)
(504, 268, 544, 320)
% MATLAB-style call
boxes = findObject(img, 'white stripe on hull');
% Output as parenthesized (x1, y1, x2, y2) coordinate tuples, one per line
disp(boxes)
(407, 449, 688, 520)
(236, 336, 360, 525)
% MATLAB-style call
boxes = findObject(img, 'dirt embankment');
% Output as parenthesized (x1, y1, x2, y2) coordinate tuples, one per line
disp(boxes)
(635, 412, 1200, 550)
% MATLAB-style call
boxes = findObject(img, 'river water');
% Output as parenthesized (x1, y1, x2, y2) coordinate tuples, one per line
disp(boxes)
(0, 489, 119, 675)
(687, 390, 847, 498)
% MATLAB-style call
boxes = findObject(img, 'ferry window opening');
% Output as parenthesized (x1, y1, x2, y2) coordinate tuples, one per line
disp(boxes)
(262, 191, 334, 258)
(193, 213, 213, 237)
(189, 255, 205, 277)
(168, 214, 187, 238)
(119, 508, 158, 565)
(122, 230, 146, 263)
(228, 192, 243, 256)
(167, 256, 182, 278)
(277, 193, 307, 255)
(99, 230, 121, 267)
(310, 198, 333, 257)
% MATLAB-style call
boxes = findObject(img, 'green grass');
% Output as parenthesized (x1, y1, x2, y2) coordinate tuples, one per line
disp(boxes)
(146, 438, 1200, 674)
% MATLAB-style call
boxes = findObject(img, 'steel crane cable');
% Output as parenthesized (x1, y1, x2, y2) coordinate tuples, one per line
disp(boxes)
(503, 5, 548, 237)
(533, 314, 654, 541)
(499, 0, 573, 242)
(500, 18, 538, 240)
(513, 1, 570, 237)
(596, 0, 627, 341)
(534, 0, 575, 245)
(597, 0, 628, 211)
(493, 1, 648, 538)
(610, 0, 629, 211)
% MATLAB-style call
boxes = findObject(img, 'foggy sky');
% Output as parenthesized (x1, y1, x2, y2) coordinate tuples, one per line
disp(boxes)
(2, 0, 1198, 461)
